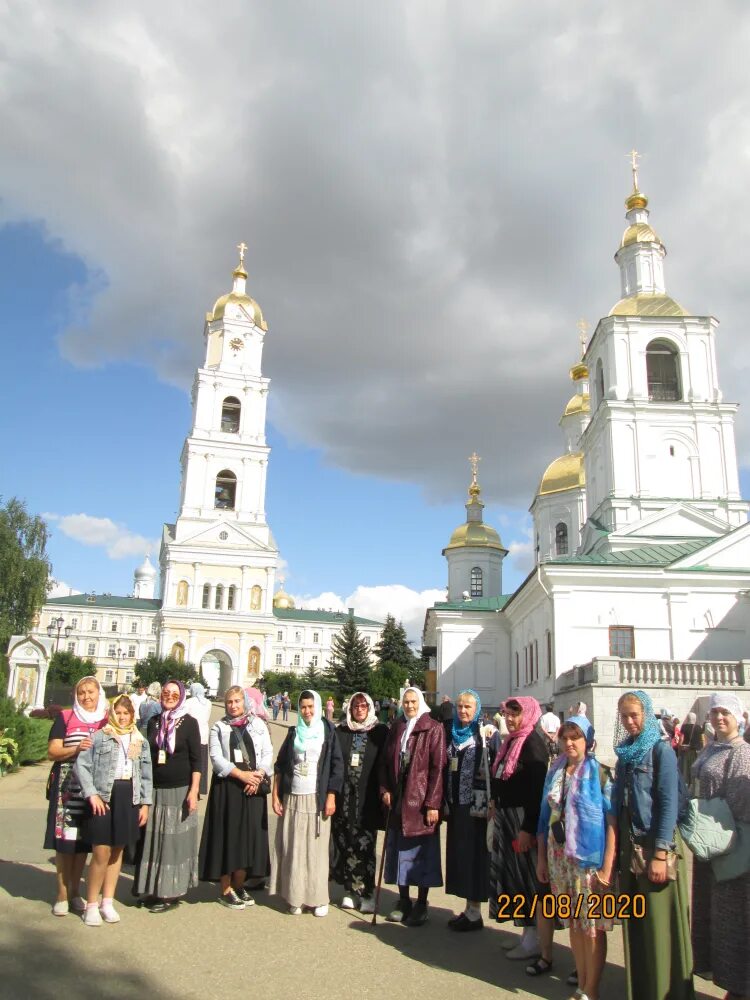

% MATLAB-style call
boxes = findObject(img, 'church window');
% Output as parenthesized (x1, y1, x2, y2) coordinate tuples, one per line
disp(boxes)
(131, 621, 138, 633)
(313, 632, 319, 643)
(275, 653, 282, 665)
(364, 636, 370, 646)
(295, 631, 301, 642)
(276, 630, 283, 641)
(515, 652, 519, 688)
(669, 445, 675, 457)
(546, 630, 552, 677)
(524, 646, 529, 685)
(215, 585, 224, 610)
(221, 396, 241, 433)
(128, 644, 136, 657)
(311, 655, 318, 667)
(91, 619, 99, 631)
(470, 566, 483, 598)
(67, 641, 75, 654)
(151, 621, 157, 634)
(111, 621, 118, 632)
(227, 585, 236, 611)
(293, 654, 301, 666)
(555, 522, 569, 556)
(202, 584, 210, 609)
(534, 639, 539, 682)
(595, 359, 604, 406)
(87, 642, 96, 656)
(105, 670, 114, 683)
(215, 470, 237, 509)
(171, 642, 185, 663)
(609, 625, 635, 658)
(646, 340, 681, 401)
(71, 618, 78, 629)
(219, 530, 229, 540)
(108, 644, 116, 657)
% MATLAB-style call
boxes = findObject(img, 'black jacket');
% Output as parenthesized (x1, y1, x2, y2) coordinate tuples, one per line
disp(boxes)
(490, 728, 549, 836)
(274, 719, 344, 813)
(335, 722, 389, 830)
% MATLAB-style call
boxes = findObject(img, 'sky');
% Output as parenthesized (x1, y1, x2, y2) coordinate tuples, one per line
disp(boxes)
(2, 2, 750, 642)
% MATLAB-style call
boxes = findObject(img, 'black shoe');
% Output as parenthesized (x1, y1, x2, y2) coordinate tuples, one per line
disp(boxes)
(386, 899, 412, 923)
(235, 888, 256, 906)
(148, 899, 179, 914)
(218, 889, 245, 910)
(566, 969, 579, 987)
(405, 901, 429, 926)
(448, 913, 483, 932)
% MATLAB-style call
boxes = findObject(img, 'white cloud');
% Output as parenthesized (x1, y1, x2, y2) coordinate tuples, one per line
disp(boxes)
(45, 512, 157, 560)
(294, 584, 446, 644)
(47, 579, 82, 599)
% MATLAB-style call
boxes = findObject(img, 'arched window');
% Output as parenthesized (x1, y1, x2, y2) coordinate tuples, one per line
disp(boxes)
(515, 652, 519, 688)
(470, 566, 483, 598)
(202, 583, 210, 609)
(227, 585, 236, 611)
(215, 469, 237, 509)
(215, 584, 224, 610)
(546, 630, 552, 677)
(555, 522, 569, 556)
(170, 642, 185, 663)
(595, 359, 605, 406)
(646, 339, 681, 401)
(221, 396, 241, 433)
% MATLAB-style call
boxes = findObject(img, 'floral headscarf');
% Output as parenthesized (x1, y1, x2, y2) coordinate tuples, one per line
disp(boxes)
(345, 692, 378, 732)
(156, 680, 188, 754)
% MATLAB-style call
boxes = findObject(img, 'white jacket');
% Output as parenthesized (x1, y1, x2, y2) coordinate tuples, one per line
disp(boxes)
(208, 716, 273, 779)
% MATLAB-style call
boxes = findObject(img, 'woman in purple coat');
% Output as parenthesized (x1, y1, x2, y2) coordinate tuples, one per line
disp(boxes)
(379, 687, 445, 926)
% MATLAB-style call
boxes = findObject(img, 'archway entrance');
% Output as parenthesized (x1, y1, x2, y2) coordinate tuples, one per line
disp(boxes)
(200, 649, 233, 697)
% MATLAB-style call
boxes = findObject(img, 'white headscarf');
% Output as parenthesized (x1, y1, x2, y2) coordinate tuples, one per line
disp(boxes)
(345, 692, 378, 732)
(73, 676, 109, 725)
(709, 692, 745, 727)
(400, 687, 431, 752)
(294, 690, 326, 753)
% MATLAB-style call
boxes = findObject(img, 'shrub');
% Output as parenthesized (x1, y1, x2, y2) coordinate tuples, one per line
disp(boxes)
(0, 696, 52, 769)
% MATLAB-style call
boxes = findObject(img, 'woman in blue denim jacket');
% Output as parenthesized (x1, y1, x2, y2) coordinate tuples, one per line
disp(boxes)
(75, 695, 152, 927)
(612, 689, 694, 1000)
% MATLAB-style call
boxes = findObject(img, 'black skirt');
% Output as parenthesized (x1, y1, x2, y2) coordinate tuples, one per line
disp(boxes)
(445, 802, 490, 901)
(83, 780, 141, 848)
(198, 774, 270, 881)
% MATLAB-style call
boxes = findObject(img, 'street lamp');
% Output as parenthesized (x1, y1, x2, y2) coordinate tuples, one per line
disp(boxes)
(114, 647, 123, 684)
(47, 616, 73, 652)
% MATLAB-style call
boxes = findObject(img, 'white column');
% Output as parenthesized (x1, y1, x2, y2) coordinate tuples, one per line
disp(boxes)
(241, 565, 250, 613)
(263, 633, 273, 677)
(192, 563, 201, 609)
(187, 629, 197, 665)
(238, 633, 250, 682)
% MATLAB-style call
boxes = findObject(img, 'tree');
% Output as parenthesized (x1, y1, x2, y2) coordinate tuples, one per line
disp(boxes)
(374, 614, 418, 669)
(368, 660, 411, 701)
(0, 498, 51, 653)
(47, 650, 96, 688)
(134, 653, 198, 688)
(302, 662, 322, 689)
(327, 616, 372, 700)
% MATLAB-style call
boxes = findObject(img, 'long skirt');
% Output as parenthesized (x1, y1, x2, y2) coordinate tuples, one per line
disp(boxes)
(384, 825, 442, 888)
(445, 802, 489, 901)
(488, 805, 542, 928)
(199, 774, 270, 882)
(692, 858, 750, 996)
(331, 813, 377, 898)
(269, 793, 330, 908)
(134, 785, 199, 900)
(84, 780, 140, 848)
(618, 811, 695, 1000)
(43, 761, 91, 855)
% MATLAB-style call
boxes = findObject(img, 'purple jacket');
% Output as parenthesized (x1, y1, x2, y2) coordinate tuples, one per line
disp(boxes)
(380, 714, 445, 837)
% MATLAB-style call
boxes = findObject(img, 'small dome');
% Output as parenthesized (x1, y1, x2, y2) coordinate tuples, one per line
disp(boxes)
(134, 556, 156, 580)
(444, 521, 506, 553)
(537, 452, 585, 496)
(563, 392, 590, 417)
(625, 189, 648, 211)
(273, 589, 295, 610)
(609, 293, 689, 318)
(620, 222, 661, 248)
(208, 291, 267, 330)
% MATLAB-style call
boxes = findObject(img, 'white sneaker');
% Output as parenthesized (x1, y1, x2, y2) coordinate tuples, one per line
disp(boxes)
(288, 905, 302, 915)
(506, 940, 541, 960)
(359, 895, 376, 915)
(340, 895, 357, 910)
(83, 905, 103, 927)
(52, 900, 69, 916)
(100, 903, 121, 923)
(313, 905, 329, 917)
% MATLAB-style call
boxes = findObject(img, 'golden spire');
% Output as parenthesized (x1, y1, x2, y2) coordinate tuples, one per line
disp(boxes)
(570, 320, 589, 382)
(233, 241, 248, 279)
(468, 451, 481, 499)
(577, 318, 589, 358)
(625, 149, 648, 211)
(628, 148, 641, 192)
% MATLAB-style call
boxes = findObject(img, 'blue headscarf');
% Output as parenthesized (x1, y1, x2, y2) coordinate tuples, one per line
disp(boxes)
(614, 689, 663, 765)
(451, 688, 482, 746)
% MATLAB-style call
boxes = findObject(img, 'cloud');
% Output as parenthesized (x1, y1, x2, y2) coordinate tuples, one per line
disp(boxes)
(293, 584, 446, 643)
(47, 579, 82, 599)
(44, 512, 157, 560)
(5, 3, 750, 507)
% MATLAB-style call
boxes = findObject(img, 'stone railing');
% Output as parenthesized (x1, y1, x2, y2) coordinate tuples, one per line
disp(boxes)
(556, 657, 748, 692)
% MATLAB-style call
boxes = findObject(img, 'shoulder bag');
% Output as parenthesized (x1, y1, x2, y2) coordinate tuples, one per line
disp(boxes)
(678, 749, 736, 862)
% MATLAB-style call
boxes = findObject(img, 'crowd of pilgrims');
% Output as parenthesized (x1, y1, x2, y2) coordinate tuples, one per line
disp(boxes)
(45, 675, 750, 1000)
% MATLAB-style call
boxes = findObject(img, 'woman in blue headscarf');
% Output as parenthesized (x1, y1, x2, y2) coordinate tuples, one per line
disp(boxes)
(443, 689, 493, 931)
(611, 689, 695, 1000)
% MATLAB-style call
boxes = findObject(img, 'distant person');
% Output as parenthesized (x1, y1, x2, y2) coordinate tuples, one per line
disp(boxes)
(539, 703, 560, 758)
(438, 694, 454, 723)
(138, 683, 162, 736)
(129, 684, 147, 716)
(271, 693, 281, 722)
(677, 712, 703, 784)
(325, 697, 335, 722)
(184, 682, 212, 796)
(282, 693, 290, 722)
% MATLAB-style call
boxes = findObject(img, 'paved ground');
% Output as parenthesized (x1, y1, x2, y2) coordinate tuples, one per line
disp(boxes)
(0, 709, 723, 1000)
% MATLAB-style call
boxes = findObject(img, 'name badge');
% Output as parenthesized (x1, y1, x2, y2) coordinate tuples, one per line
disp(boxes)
(233, 749, 244, 763)
(63, 826, 78, 841)
(157, 750, 167, 765)
(402, 750, 411, 766)
(122, 760, 133, 780)
(450, 757, 458, 772)
(350, 753, 361, 768)
(298, 763, 309, 777)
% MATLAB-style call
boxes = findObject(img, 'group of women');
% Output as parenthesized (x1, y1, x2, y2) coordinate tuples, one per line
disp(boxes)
(45, 676, 749, 1000)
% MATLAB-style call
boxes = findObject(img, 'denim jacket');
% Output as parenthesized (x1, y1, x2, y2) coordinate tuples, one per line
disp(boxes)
(209, 717, 273, 779)
(74, 730, 153, 806)
(611, 739, 678, 852)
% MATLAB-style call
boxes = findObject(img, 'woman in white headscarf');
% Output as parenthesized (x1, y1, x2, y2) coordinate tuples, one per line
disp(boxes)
(331, 692, 389, 913)
(691, 692, 750, 1000)
(270, 691, 344, 916)
(379, 687, 445, 926)
(185, 682, 212, 795)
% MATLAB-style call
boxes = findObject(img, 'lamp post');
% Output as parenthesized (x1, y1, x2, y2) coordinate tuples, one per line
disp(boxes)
(114, 646, 123, 685)
(46, 616, 73, 653)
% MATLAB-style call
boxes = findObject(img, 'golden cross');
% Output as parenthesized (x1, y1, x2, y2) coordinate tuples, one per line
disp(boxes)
(468, 451, 481, 483)
(577, 318, 589, 357)
(237, 242, 248, 267)
(277, 574, 285, 588)
(627, 149, 641, 191)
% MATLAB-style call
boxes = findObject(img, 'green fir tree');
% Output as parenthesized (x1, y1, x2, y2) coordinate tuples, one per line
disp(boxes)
(327, 615, 372, 699)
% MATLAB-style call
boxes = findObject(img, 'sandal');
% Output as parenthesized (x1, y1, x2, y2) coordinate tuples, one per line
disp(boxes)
(525, 957, 553, 977)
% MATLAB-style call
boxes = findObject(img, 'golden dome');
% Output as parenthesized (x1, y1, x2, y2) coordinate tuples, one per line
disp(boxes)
(273, 588, 295, 610)
(563, 392, 590, 417)
(208, 291, 268, 330)
(444, 520, 506, 552)
(609, 293, 689, 318)
(537, 452, 585, 496)
(621, 222, 661, 248)
(569, 361, 588, 382)
(625, 189, 648, 211)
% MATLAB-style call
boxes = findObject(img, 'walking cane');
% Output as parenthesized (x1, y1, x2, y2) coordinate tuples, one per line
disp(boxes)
(371, 804, 392, 926)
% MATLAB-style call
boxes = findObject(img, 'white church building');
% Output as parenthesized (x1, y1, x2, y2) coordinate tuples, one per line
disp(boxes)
(423, 170, 750, 751)
(6, 249, 382, 706)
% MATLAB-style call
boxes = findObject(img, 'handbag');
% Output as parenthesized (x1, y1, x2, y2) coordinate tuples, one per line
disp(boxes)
(678, 749, 737, 861)
(469, 734, 492, 819)
(711, 820, 750, 882)
(628, 835, 680, 881)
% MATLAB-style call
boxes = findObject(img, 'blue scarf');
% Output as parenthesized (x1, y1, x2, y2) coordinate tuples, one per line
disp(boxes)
(614, 689, 662, 765)
(451, 688, 482, 746)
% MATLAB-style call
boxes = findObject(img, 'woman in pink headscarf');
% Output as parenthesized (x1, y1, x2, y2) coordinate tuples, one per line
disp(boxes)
(244, 687, 269, 722)
(488, 697, 552, 964)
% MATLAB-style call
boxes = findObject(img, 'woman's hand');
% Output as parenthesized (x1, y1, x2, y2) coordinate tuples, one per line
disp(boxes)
(516, 830, 535, 853)
(648, 857, 668, 884)
(324, 792, 336, 818)
(138, 805, 149, 827)
(593, 868, 611, 891)
(89, 794, 108, 816)
(185, 790, 198, 814)
(78, 737, 93, 753)
(425, 808, 439, 826)
(272, 795, 284, 818)
(381, 791, 391, 809)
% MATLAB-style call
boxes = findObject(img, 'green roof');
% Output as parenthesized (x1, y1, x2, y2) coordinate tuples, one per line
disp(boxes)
(46, 594, 163, 611)
(433, 595, 513, 611)
(550, 537, 711, 567)
(274, 609, 384, 627)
